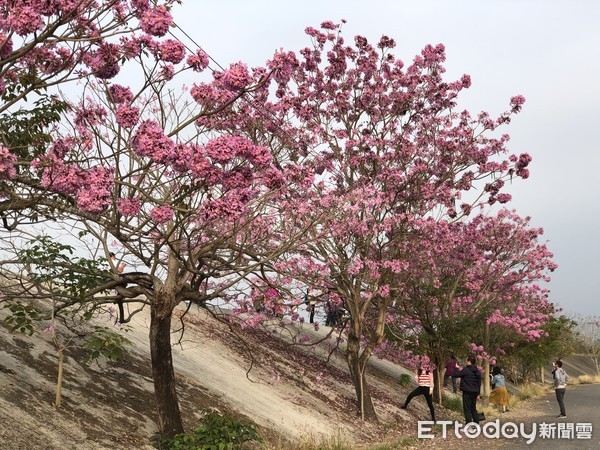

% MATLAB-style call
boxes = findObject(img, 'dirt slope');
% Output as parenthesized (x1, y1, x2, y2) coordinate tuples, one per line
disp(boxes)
(0, 304, 430, 449)
(8, 303, 596, 449)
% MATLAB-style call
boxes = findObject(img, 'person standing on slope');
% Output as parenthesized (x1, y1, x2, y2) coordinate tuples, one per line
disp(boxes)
(454, 356, 482, 425)
(400, 365, 436, 422)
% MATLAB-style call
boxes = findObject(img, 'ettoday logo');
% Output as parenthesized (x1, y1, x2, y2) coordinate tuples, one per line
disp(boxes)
(418, 420, 593, 444)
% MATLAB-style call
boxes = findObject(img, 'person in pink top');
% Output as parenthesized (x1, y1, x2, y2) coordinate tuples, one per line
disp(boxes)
(400, 366, 436, 422)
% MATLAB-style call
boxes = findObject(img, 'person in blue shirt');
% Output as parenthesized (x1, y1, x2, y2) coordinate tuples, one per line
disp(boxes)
(489, 366, 510, 413)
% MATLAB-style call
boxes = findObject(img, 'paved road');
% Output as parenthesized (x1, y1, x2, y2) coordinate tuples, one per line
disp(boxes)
(417, 384, 600, 449)
(498, 383, 599, 449)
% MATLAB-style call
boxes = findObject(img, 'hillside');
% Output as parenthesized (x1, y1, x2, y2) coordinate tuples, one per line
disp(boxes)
(0, 303, 441, 449)
(2, 303, 596, 449)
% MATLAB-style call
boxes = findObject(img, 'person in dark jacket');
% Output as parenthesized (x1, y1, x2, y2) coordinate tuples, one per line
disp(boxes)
(454, 356, 482, 424)
(443, 354, 458, 394)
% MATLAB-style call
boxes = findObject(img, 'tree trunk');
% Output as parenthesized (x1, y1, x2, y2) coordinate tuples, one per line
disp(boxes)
(150, 305, 184, 437)
(481, 322, 490, 397)
(482, 359, 490, 397)
(540, 366, 545, 384)
(435, 366, 444, 404)
(55, 348, 64, 409)
(346, 328, 378, 421)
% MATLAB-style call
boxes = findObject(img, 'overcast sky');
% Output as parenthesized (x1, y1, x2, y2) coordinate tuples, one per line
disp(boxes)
(170, 0, 600, 317)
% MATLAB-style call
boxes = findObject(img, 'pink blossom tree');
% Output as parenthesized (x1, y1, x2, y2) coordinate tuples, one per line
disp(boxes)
(205, 22, 536, 420)
(387, 210, 557, 401)
(0, 1, 180, 114)
(0, 1, 312, 437)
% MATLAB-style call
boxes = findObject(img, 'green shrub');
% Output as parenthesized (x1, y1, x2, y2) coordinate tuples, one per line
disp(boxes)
(398, 374, 412, 387)
(153, 413, 262, 450)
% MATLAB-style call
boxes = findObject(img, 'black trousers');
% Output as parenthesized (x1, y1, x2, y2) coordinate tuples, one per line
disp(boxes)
(462, 391, 479, 424)
(443, 375, 457, 393)
(555, 388, 566, 415)
(403, 386, 436, 420)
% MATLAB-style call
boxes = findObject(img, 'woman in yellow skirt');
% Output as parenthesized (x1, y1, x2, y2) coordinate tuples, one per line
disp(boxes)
(489, 366, 510, 412)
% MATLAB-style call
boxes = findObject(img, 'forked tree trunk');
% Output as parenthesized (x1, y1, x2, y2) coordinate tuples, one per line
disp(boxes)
(346, 329, 378, 421)
(150, 305, 184, 437)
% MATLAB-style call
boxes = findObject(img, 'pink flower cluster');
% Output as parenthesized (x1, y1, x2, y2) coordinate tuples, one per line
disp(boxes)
(510, 95, 526, 112)
(6, 5, 44, 36)
(218, 62, 252, 91)
(84, 42, 121, 79)
(204, 135, 270, 166)
(36, 157, 85, 195)
(199, 193, 247, 222)
(74, 103, 107, 127)
(149, 204, 173, 224)
(33, 143, 116, 214)
(157, 39, 185, 64)
(118, 197, 141, 217)
(108, 85, 134, 104)
(115, 104, 140, 128)
(131, 119, 175, 164)
(0, 32, 13, 59)
(515, 153, 532, 179)
(139, 5, 173, 37)
(75, 166, 114, 214)
(0, 144, 17, 180)
(267, 50, 299, 85)
(187, 49, 210, 72)
(189, 82, 236, 108)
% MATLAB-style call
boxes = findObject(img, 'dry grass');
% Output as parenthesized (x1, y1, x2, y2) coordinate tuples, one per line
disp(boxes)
(570, 374, 600, 385)
(281, 432, 352, 450)
(479, 382, 549, 418)
(516, 382, 548, 399)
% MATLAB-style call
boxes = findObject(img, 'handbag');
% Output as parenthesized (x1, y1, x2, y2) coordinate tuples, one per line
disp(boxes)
(477, 411, 486, 421)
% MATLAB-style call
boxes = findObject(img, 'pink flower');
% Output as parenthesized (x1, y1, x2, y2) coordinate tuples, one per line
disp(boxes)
(187, 50, 210, 72)
(74, 103, 107, 127)
(131, 120, 175, 164)
(8, 6, 44, 36)
(107, 85, 134, 104)
(159, 63, 175, 81)
(118, 198, 141, 217)
(204, 136, 239, 164)
(115, 104, 140, 128)
(510, 95, 526, 112)
(219, 62, 252, 91)
(0, 33, 13, 59)
(119, 36, 143, 59)
(378, 284, 390, 298)
(267, 50, 298, 84)
(76, 166, 114, 214)
(149, 205, 173, 224)
(496, 193, 512, 204)
(37, 158, 85, 195)
(140, 5, 173, 37)
(0, 145, 17, 180)
(158, 39, 185, 64)
(84, 43, 121, 79)
(461, 74, 472, 88)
